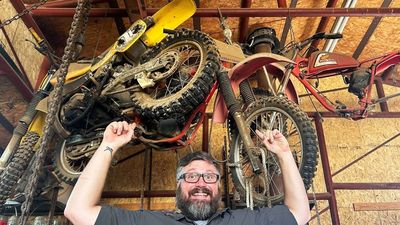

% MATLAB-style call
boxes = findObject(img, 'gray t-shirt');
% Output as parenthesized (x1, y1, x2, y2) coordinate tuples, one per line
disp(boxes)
(94, 205, 297, 225)
(194, 220, 208, 225)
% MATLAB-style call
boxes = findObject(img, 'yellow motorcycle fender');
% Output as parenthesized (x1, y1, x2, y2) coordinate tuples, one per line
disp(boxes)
(50, 20, 148, 86)
(91, 20, 147, 71)
(141, 0, 196, 46)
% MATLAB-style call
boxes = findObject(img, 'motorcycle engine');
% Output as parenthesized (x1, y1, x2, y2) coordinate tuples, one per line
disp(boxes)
(60, 92, 118, 132)
(345, 68, 371, 98)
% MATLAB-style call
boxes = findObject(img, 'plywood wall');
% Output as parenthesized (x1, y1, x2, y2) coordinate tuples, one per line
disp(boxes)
(100, 1, 400, 224)
(0, 77, 27, 147)
(1, 0, 399, 224)
(0, 0, 45, 86)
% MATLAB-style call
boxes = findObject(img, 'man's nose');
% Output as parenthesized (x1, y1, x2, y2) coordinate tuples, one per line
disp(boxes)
(195, 176, 207, 186)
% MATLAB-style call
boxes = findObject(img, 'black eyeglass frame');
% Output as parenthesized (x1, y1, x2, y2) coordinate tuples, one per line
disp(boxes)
(178, 172, 220, 184)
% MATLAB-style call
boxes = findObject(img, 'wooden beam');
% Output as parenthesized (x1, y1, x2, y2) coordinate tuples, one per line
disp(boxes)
(280, 0, 298, 48)
(135, 0, 147, 18)
(353, 0, 393, 59)
(0, 27, 31, 89)
(0, 51, 34, 101)
(353, 202, 400, 211)
(238, 0, 251, 43)
(193, 0, 201, 31)
(0, 112, 14, 134)
(308, 0, 339, 55)
(108, 0, 126, 35)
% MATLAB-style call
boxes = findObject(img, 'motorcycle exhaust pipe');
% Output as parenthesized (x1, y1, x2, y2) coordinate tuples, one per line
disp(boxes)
(216, 71, 261, 174)
(0, 90, 48, 171)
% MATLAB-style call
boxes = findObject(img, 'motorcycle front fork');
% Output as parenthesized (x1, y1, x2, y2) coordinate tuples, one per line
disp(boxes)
(216, 71, 261, 174)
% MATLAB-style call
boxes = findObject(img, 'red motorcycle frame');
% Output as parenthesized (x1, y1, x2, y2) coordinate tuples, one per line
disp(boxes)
(267, 32, 400, 120)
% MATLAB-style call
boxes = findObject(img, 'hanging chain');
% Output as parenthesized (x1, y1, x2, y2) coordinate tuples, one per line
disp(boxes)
(0, 0, 48, 29)
(18, 0, 93, 224)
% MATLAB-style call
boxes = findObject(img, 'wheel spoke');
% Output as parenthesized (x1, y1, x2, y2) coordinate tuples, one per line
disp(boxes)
(230, 96, 318, 206)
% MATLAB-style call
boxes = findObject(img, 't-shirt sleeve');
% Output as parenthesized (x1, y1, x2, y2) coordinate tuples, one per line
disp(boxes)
(259, 205, 298, 225)
(94, 206, 178, 225)
(231, 205, 298, 225)
(94, 205, 139, 225)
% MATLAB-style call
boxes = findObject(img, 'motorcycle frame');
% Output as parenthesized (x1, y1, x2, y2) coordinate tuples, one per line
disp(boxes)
(143, 53, 294, 150)
(0, 0, 197, 169)
(282, 50, 400, 119)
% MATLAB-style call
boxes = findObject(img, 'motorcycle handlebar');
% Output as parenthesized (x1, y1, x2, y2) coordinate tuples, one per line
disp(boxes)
(297, 32, 343, 50)
(311, 32, 342, 40)
(323, 33, 343, 39)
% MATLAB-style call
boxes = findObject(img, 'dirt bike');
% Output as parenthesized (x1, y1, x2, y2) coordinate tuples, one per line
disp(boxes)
(265, 31, 400, 119)
(0, 1, 318, 208)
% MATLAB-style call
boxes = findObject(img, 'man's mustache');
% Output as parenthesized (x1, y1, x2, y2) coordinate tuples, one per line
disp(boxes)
(189, 187, 213, 197)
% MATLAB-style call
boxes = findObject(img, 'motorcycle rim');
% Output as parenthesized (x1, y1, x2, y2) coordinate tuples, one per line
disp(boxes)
(230, 96, 318, 206)
(132, 29, 219, 120)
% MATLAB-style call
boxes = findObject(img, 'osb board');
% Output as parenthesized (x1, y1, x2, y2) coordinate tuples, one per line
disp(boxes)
(80, 18, 125, 57)
(0, 76, 27, 148)
(309, 194, 400, 224)
(100, 197, 176, 210)
(318, 201, 400, 225)
(1, 0, 399, 222)
(353, 202, 400, 211)
(308, 117, 400, 223)
(1, 1, 44, 86)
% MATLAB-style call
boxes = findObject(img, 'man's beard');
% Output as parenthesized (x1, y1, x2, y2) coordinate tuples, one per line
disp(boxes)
(176, 185, 221, 221)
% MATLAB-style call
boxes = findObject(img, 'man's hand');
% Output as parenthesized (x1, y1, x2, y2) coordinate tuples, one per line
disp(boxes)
(256, 129, 311, 225)
(256, 129, 290, 156)
(102, 121, 136, 152)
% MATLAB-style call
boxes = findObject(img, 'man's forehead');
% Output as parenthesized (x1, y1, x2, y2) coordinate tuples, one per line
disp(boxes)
(183, 160, 218, 172)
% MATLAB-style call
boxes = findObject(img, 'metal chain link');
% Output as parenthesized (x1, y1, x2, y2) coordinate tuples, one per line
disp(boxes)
(0, 0, 48, 29)
(18, 0, 93, 224)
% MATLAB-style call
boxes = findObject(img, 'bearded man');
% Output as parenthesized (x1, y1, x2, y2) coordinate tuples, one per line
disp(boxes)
(64, 121, 310, 225)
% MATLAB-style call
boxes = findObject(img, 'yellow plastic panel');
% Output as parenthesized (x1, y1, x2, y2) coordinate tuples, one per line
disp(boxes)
(28, 112, 46, 136)
(142, 0, 196, 46)
(50, 65, 91, 86)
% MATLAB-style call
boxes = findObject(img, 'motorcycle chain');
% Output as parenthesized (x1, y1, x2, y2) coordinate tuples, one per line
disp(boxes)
(18, 0, 93, 224)
(0, 0, 48, 29)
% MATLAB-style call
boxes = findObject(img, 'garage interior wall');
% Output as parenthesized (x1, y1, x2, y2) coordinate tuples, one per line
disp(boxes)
(0, 0, 399, 224)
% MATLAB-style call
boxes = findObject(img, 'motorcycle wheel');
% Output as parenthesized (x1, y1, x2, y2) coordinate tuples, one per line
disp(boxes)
(52, 134, 102, 185)
(0, 132, 39, 205)
(132, 29, 219, 119)
(229, 96, 318, 206)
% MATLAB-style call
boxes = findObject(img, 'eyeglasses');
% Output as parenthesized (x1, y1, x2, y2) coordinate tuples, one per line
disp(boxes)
(178, 172, 220, 184)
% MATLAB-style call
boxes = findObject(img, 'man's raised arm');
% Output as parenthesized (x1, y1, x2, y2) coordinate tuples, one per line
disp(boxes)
(256, 129, 311, 225)
(64, 121, 135, 225)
